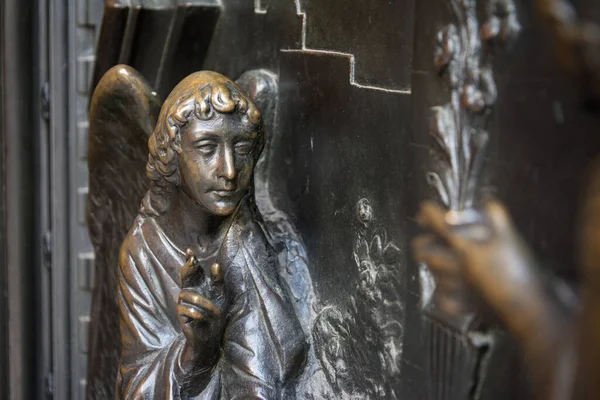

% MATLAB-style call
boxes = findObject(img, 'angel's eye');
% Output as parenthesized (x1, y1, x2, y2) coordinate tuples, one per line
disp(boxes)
(235, 141, 253, 156)
(195, 142, 217, 155)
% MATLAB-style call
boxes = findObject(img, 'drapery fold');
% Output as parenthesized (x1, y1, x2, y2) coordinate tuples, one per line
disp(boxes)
(116, 202, 306, 399)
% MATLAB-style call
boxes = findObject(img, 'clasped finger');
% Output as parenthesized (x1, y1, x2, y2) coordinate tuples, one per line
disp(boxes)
(179, 289, 221, 318)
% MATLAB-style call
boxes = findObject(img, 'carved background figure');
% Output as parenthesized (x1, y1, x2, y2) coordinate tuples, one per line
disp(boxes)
(307, 198, 404, 399)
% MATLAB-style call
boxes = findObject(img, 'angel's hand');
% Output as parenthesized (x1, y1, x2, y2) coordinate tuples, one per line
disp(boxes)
(178, 249, 226, 363)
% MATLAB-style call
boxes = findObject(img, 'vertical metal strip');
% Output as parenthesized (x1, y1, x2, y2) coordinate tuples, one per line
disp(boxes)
(118, 2, 141, 65)
(49, 0, 71, 397)
(154, 3, 186, 93)
(35, 0, 54, 398)
(3, 0, 37, 399)
(0, 2, 7, 397)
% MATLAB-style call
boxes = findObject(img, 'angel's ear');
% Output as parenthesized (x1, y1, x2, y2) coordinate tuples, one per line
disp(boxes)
(172, 139, 183, 154)
(167, 123, 183, 155)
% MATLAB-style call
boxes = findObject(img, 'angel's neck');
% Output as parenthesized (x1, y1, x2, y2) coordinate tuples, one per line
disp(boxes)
(159, 189, 225, 252)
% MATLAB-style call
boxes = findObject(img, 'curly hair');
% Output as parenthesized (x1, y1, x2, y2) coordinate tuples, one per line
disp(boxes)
(142, 71, 264, 215)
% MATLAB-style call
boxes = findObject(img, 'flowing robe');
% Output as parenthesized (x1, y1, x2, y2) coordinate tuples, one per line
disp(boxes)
(115, 202, 307, 399)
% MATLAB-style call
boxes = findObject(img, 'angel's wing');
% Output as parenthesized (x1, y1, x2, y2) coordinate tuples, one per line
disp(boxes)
(86, 65, 161, 399)
(237, 70, 316, 330)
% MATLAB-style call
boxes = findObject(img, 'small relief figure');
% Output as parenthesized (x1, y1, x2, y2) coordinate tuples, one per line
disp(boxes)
(87, 66, 307, 399)
(309, 199, 403, 400)
(352, 199, 403, 378)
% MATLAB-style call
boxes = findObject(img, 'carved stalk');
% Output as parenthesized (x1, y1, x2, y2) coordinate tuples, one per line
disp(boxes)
(425, 0, 520, 329)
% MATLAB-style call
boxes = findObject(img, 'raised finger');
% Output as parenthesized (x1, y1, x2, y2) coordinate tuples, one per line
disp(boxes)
(210, 263, 223, 284)
(186, 248, 195, 261)
(179, 290, 221, 317)
(181, 254, 204, 287)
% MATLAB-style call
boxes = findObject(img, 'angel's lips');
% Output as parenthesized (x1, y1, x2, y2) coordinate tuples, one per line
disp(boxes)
(211, 189, 237, 198)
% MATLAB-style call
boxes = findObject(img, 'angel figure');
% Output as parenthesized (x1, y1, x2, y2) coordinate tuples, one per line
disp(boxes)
(86, 65, 308, 399)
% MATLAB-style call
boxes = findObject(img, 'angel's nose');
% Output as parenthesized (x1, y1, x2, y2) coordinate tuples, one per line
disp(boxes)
(217, 146, 236, 181)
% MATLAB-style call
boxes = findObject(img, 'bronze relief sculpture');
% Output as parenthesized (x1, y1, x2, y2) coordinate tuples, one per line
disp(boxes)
(88, 66, 309, 399)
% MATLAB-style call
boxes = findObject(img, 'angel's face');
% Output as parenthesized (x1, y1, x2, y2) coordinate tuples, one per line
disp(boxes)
(178, 113, 258, 216)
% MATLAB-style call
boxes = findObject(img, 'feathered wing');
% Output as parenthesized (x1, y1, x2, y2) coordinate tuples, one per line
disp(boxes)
(86, 65, 161, 400)
(237, 70, 316, 330)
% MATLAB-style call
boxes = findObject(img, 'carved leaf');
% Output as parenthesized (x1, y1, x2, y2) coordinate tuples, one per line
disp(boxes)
(479, 67, 497, 108)
(382, 243, 402, 265)
(429, 105, 457, 168)
(426, 172, 451, 207)
(434, 25, 459, 73)
(370, 234, 384, 261)
(464, 130, 490, 208)
(355, 238, 370, 264)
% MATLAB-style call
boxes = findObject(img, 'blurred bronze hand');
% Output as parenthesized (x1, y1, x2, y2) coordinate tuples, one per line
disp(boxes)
(413, 200, 574, 399)
(413, 201, 539, 324)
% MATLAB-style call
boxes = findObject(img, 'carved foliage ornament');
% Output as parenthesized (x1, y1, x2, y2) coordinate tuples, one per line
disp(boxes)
(428, 0, 520, 211)
(425, 0, 520, 329)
